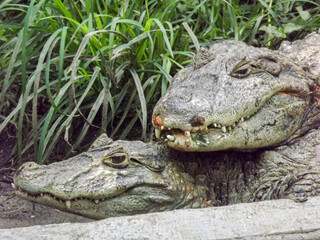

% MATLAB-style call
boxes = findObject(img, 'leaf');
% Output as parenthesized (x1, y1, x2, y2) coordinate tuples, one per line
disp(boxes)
(259, 25, 285, 39)
(182, 22, 200, 52)
(129, 69, 147, 140)
(296, 6, 311, 21)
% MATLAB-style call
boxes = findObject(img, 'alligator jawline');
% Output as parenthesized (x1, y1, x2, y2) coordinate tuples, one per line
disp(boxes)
(155, 113, 250, 142)
(155, 90, 306, 142)
(14, 188, 107, 206)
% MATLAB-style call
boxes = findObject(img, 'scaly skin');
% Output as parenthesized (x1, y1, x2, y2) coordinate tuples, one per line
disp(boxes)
(13, 135, 209, 219)
(13, 130, 320, 219)
(153, 33, 320, 151)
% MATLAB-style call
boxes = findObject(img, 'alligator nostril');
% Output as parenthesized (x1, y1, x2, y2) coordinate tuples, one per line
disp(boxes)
(21, 161, 39, 171)
(190, 116, 205, 127)
(153, 114, 164, 127)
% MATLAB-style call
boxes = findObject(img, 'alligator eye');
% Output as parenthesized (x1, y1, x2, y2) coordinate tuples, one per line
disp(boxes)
(257, 56, 281, 76)
(102, 153, 129, 168)
(230, 64, 251, 78)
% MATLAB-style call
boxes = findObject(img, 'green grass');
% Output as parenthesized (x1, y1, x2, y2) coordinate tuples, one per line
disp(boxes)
(0, 0, 319, 164)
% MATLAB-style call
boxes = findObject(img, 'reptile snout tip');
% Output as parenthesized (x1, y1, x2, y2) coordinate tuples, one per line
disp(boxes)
(152, 114, 164, 127)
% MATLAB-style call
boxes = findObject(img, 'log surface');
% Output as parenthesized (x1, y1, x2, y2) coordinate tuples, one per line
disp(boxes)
(1, 197, 320, 240)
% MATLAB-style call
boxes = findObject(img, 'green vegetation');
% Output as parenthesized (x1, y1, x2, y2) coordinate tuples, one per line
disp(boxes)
(0, 0, 319, 164)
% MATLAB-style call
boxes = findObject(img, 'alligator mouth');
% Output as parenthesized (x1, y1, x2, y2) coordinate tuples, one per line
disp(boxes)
(13, 183, 107, 209)
(153, 90, 307, 145)
(154, 110, 250, 142)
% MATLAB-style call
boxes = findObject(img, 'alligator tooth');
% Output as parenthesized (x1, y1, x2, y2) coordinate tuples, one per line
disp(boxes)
(213, 123, 217, 128)
(241, 117, 244, 122)
(66, 200, 71, 209)
(40, 193, 44, 197)
(160, 126, 164, 130)
(191, 127, 199, 132)
(11, 183, 16, 190)
(232, 123, 236, 128)
(59, 200, 63, 204)
(221, 126, 227, 133)
(199, 126, 208, 131)
(94, 199, 100, 204)
(168, 128, 171, 131)
(228, 126, 232, 132)
(185, 131, 191, 137)
(166, 135, 175, 141)
(217, 135, 222, 141)
(155, 129, 161, 139)
(218, 124, 221, 129)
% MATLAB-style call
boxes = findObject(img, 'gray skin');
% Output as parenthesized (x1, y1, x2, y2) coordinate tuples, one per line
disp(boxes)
(13, 32, 320, 219)
(13, 131, 320, 219)
(14, 134, 209, 220)
(153, 32, 320, 152)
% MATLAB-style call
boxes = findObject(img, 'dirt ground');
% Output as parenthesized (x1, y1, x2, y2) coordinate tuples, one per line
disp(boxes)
(0, 129, 92, 229)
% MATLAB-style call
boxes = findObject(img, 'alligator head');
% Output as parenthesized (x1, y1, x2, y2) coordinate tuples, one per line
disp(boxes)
(13, 134, 208, 219)
(153, 40, 319, 151)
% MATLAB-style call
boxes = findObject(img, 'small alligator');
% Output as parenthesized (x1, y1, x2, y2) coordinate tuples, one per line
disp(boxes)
(13, 32, 320, 219)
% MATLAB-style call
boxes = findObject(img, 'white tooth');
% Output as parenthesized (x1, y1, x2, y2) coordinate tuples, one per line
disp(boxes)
(11, 183, 16, 190)
(217, 135, 222, 141)
(40, 193, 44, 197)
(185, 131, 191, 137)
(241, 117, 244, 122)
(213, 123, 217, 128)
(221, 126, 227, 133)
(155, 129, 161, 138)
(228, 126, 232, 132)
(160, 126, 164, 130)
(168, 128, 171, 130)
(232, 123, 236, 128)
(94, 199, 100, 204)
(66, 200, 71, 209)
(166, 135, 175, 141)
(218, 124, 221, 128)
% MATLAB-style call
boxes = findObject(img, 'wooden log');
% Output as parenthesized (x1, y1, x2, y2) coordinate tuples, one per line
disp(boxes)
(1, 197, 320, 239)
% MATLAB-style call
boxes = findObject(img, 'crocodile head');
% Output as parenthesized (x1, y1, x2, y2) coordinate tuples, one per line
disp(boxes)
(13, 135, 208, 219)
(153, 40, 316, 151)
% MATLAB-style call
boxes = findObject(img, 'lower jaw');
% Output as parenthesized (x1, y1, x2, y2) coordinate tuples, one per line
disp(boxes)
(165, 132, 227, 152)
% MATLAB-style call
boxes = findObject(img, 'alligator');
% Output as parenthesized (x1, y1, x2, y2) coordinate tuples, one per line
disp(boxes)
(13, 32, 320, 219)
(152, 32, 320, 152)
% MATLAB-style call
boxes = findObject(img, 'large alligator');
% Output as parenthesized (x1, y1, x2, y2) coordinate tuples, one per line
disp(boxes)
(13, 32, 320, 219)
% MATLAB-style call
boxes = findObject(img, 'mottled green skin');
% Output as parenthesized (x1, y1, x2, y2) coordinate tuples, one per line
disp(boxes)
(13, 32, 320, 219)
(14, 135, 208, 219)
(14, 130, 320, 219)
(153, 33, 320, 151)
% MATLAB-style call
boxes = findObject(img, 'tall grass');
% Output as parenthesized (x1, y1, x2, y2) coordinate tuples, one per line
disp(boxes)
(0, 0, 319, 164)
